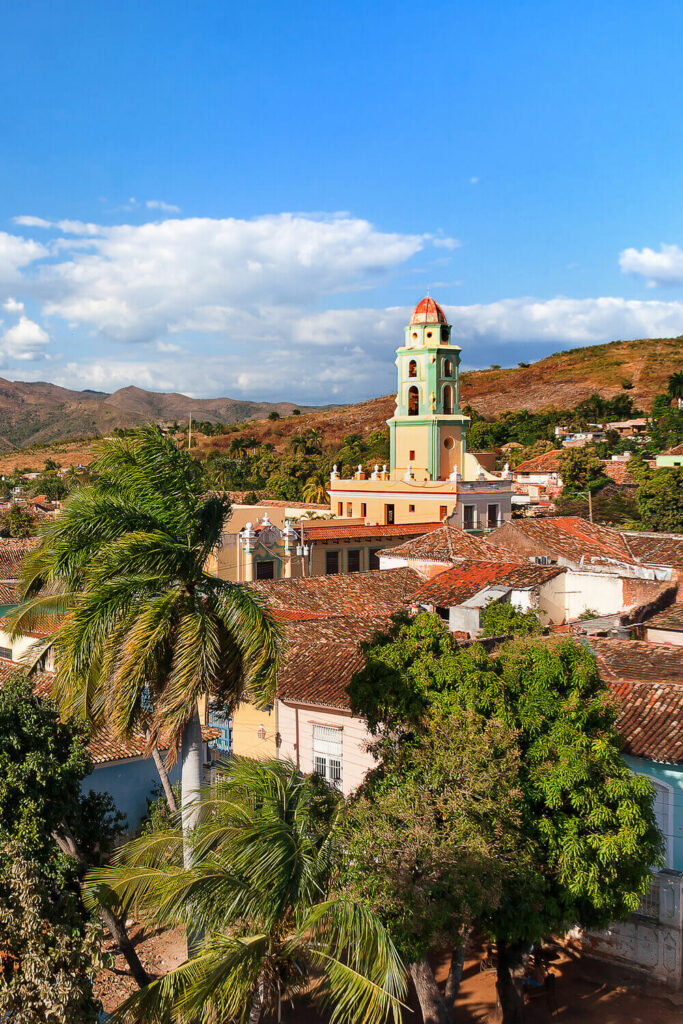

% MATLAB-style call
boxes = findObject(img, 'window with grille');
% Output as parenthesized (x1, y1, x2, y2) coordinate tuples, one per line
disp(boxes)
(325, 550, 339, 575)
(463, 505, 475, 530)
(0, 646, 11, 660)
(347, 549, 361, 573)
(208, 711, 232, 754)
(487, 504, 499, 529)
(255, 560, 275, 580)
(369, 548, 381, 570)
(313, 724, 342, 789)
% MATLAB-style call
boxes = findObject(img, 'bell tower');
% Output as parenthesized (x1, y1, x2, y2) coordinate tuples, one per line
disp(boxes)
(388, 297, 470, 482)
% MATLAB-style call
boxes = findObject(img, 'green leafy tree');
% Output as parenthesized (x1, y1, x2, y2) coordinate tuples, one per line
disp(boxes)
(349, 615, 662, 1023)
(1, 501, 34, 537)
(636, 467, 683, 532)
(558, 447, 609, 494)
(13, 427, 279, 881)
(29, 473, 69, 501)
(0, 675, 128, 1015)
(267, 410, 280, 420)
(479, 600, 543, 637)
(302, 467, 329, 503)
(88, 758, 405, 1024)
(340, 709, 523, 1024)
(0, 846, 103, 1023)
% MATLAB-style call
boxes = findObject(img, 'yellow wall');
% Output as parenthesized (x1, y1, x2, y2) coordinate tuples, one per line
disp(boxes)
(231, 701, 278, 759)
(394, 421, 431, 475)
(439, 423, 464, 480)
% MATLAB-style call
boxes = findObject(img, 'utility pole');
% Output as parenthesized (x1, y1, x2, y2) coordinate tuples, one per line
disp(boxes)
(188, 413, 192, 451)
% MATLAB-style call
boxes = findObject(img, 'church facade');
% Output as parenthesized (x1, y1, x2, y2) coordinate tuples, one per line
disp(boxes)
(328, 297, 513, 530)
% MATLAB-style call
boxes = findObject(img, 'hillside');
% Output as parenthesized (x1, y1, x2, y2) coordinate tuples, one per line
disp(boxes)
(0, 335, 679, 473)
(198, 335, 682, 456)
(0, 378, 317, 452)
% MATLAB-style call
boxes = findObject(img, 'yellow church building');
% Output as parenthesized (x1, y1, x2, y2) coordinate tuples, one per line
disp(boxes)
(328, 296, 512, 531)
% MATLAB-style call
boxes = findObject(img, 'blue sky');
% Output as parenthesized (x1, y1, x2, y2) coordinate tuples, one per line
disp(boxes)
(1, 0, 682, 404)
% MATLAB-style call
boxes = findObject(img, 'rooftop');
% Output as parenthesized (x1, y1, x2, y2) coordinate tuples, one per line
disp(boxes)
(512, 450, 563, 474)
(661, 442, 683, 456)
(410, 296, 448, 326)
(588, 638, 683, 763)
(488, 517, 642, 567)
(645, 604, 683, 633)
(247, 566, 421, 620)
(0, 537, 39, 581)
(380, 522, 522, 565)
(413, 560, 564, 607)
(301, 521, 439, 542)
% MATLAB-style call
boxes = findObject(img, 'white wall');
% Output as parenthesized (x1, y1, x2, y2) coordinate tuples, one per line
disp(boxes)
(277, 699, 374, 797)
(536, 571, 625, 625)
(646, 627, 683, 647)
(0, 627, 52, 669)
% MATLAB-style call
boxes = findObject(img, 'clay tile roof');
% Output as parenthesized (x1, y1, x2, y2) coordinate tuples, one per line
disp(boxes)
(621, 531, 683, 569)
(662, 442, 683, 456)
(645, 605, 683, 633)
(488, 517, 639, 566)
(410, 297, 448, 326)
(247, 567, 421, 620)
(588, 639, 683, 763)
(0, 538, 39, 581)
(413, 560, 564, 606)
(512, 450, 563, 474)
(379, 523, 521, 565)
(278, 614, 393, 709)
(302, 521, 438, 542)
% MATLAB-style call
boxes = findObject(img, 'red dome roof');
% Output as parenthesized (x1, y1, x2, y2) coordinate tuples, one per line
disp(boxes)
(410, 297, 448, 326)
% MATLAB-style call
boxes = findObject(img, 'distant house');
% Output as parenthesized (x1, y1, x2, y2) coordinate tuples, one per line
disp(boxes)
(510, 449, 563, 505)
(605, 418, 648, 438)
(656, 442, 683, 469)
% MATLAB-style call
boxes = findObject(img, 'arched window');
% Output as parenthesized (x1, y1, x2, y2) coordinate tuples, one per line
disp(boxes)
(408, 359, 417, 378)
(443, 358, 453, 377)
(408, 386, 419, 416)
(443, 384, 453, 415)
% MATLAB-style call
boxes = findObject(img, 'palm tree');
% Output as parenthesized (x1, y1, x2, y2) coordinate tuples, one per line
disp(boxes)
(668, 371, 683, 403)
(302, 468, 329, 504)
(12, 427, 279, 864)
(305, 428, 323, 455)
(86, 758, 405, 1024)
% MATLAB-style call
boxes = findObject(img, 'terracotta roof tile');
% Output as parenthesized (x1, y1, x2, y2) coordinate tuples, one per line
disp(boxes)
(488, 517, 640, 566)
(645, 605, 683, 633)
(586, 639, 683, 763)
(0, 538, 39, 581)
(379, 523, 521, 565)
(302, 521, 439, 542)
(413, 560, 564, 606)
(278, 615, 393, 709)
(621, 531, 683, 569)
(662, 442, 683, 456)
(602, 461, 637, 486)
(248, 567, 421, 619)
(513, 450, 563, 474)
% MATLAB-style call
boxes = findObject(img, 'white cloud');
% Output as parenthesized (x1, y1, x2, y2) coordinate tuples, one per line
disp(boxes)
(619, 243, 683, 287)
(36, 213, 427, 342)
(0, 315, 50, 364)
(469, 177, 479, 184)
(146, 200, 181, 213)
(156, 340, 182, 353)
(13, 215, 102, 236)
(3, 297, 24, 314)
(0, 232, 47, 283)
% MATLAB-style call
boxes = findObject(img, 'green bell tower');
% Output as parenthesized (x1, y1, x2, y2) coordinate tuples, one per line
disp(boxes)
(388, 297, 470, 482)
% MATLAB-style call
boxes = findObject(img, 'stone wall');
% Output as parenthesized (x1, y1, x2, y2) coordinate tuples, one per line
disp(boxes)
(578, 870, 683, 987)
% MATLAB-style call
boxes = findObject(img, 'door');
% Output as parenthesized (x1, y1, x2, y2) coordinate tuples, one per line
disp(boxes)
(385, 504, 395, 525)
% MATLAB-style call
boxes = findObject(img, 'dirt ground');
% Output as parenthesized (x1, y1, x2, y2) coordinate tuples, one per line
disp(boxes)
(95, 926, 683, 1022)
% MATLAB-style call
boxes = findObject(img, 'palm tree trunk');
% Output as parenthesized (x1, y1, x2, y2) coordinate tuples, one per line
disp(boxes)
(181, 704, 203, 864)
(181, 705, 204, 957)
(409, 961, 450, 1024)
(147, 731, 178, 812)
